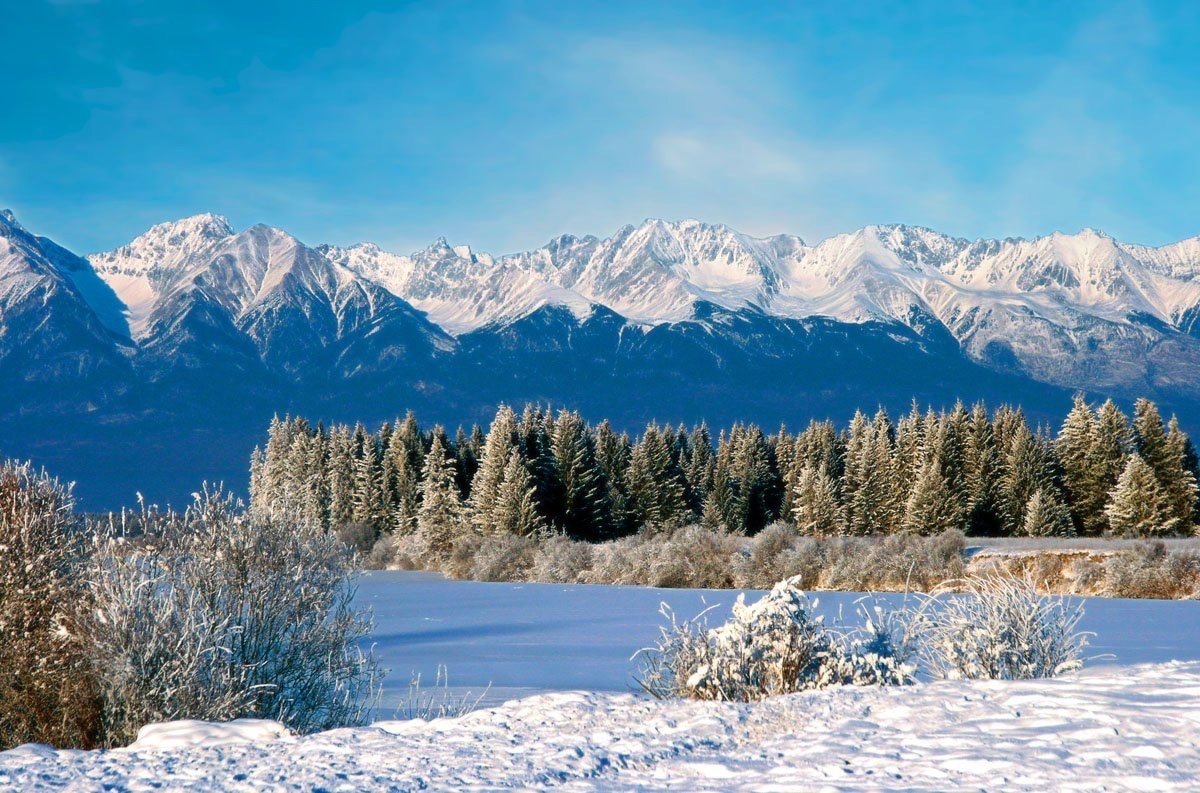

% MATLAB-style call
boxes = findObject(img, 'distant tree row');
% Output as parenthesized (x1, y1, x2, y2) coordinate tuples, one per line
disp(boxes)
(249, 396, 1200, 548)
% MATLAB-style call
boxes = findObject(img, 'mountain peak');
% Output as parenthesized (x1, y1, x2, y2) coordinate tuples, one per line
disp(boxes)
(0, 208, 23, 231)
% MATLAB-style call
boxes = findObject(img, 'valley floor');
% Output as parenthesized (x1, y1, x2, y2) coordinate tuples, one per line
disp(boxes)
(4, 662, 1200, 791)
(5, 573, 1200, 791)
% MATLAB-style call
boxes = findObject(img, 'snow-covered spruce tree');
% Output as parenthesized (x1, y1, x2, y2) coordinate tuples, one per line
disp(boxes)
(1077, 399, 1133, 535)
(493, 450, 547, 536)
(1105, 454, 1178, 537)
(1166, 416, 1200, 526)
(417, 434, 466, 559)
(352, 430, 386, 531)
(1133, 400, 1198, 532)
(684, 422, 715, 516)
(594, 419, 635, 536)
(0, 462, 101, 750)
(1056, 394, 1096, 534)
(627, 423, 691, 532)
(549, 410, 606, 540)
(1021, 487, 1075, 537)
(964, 402, 1007, 536)
(893, 402, 927, 493)
(1001, 423, 1055, 536)
(903, 455, 966, 535)
(844, 410, 901, 535)
(84, 490, 379, 746)
(792, 464, 843, 536)
(325, 424, 357, 532)
(387, 447, 421, 535)
(469, 405, 519, 535)
(725, 424, 778, 534)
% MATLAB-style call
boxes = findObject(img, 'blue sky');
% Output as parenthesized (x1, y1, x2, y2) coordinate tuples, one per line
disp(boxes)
(4, 1, 1199, 255)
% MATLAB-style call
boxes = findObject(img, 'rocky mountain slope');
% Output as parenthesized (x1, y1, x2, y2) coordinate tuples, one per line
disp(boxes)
(4, 208, 1200, 506)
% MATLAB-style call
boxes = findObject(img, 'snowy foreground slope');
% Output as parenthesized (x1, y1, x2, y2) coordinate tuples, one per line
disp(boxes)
(5, 574, 1200, 791)
(4, 663, 1200, 791)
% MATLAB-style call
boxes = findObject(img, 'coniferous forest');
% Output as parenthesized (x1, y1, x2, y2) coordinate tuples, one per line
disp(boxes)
(250, 396, 1200, 553)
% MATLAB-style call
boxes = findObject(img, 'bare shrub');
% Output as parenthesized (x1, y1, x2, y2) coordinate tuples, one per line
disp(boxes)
(0, 462, 102, 750)
(647, 525, 740, 589)
(819, 531, 965, 592)
(470, 533, 538, 582)
(335, 522, 377, 556)
(83, 490, 380, 745)
(530, 534, 594, 583)
(584, 534, 659, 585)
(733, 523, 816, 589)
(916, 574, 1088, 680)
(1103, 542, 1200, 599)
(438, 532, 481, 579)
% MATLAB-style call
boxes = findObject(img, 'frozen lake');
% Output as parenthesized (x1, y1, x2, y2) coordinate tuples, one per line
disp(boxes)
(356, 571, 1200, 713)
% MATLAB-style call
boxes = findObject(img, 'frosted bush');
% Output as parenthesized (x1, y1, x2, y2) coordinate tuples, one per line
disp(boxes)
(335, 522, 377, 555)
(734, 525, 822, 589)
(470, 533, 538, 582)
(635, 577, 915, 702)
(1103, 542, 1200, 599)
(818, 531, 965, 592)
(530, 533, 594, 583)
(818, 599, 917, 688)
(916, 574, 1088, 680)
(584, 535, 658, 585)
(0, 462, 101, 749)
(84, 490, 380, 745)
(647, 525, 739, 589)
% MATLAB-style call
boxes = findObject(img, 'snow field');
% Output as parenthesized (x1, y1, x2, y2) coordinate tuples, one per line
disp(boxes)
(5, 572, 1200, 790)
(4, 663, 1199, 790)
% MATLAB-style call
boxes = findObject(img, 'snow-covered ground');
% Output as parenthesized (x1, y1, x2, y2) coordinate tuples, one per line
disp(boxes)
(5, 572, 1200, 791)
(360, 572, 1200, 710)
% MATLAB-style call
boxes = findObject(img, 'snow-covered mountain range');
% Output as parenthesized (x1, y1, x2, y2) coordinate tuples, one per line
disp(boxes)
(6, 208, 1200, 506)
(324, 216, 1200, 395)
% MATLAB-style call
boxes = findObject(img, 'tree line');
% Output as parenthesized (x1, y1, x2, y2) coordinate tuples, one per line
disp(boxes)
(249, 396, 1200, 553)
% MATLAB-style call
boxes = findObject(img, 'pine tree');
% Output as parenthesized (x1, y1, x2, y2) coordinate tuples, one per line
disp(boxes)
(792, 465, 843, 535)
(549, 410, 607, 540)
(325, 424, 357, 531)
(1001, 424, 1055, 535)
(1021, 487, 1075, 537)
(1134, 400, 1198, 532)
(964, 403, 1006, 535)
(684, 423, 714, 515)
(627, 423, 690, 531)
(469, 405, 520, 534)
(594, 420, 634, 536)
(1056, 394, 1095, 531)
(417, 435, 465, 559)
(1106, 454, 1178, 537)
(902, 455, 964, 535)
(1081, 399, 1132, 535)
(493, 450, 547, 536)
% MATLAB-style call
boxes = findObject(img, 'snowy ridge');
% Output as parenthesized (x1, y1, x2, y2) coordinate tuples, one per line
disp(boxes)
(320, 219, 1200, 341)
(5, 662, 1199, 790)
(0, 209, 1188, 400)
